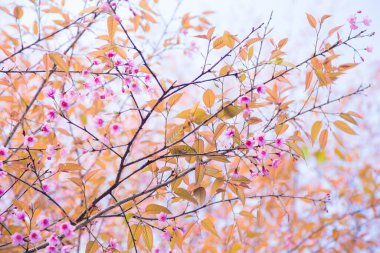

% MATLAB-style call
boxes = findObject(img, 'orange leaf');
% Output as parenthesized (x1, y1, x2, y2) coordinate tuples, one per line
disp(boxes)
(306, 13, 317, 28)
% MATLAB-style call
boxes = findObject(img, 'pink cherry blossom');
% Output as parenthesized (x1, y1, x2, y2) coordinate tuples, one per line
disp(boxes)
(46, 109, 57, 120)
(245, 138, 255, 149)
(38, 216, 50, 230)
(60, 99, 70, 111)
(99, 2, 112, 13)
(16, 210, 26, 220)
(256, 84, 265, 94)
(348, 15, 356, 26)
(94, 116, 105, 128)
(114, 14, 121, 23)
(62, 245, 73, 253)
(225, 128, 235, 139)
(0, 170, 7, 179)
(231, 169, 239, 179)
(11, 232, 25, 246)
(109, 238, 118, 249)
(94, 77, 102, 85)
(350, 23, 358, 30)
(24, 135, 38, 147)
(42, 184, 50, 192)
(365, 46, 373, 53)
(44, 87, 56, 98)
(60, 222, 74, 238)
(258, 149, 268, 161)
(46, 246, 58, 253)
(158, 212, 168, 222)
(129, 82, 141, 93)
(0, 216, 5, 222)
(363, 16, 372, 26)
(0, 146, 8, 156)
(0, 188, 4, 196)
(110, 123, 123, 135)
(272, 159, 281, 168)
(275, 137, 284, 148)
(161, 231, 172, 241)
(153, 248, 160, 253)
(256, 133, 265, 146)
(41, 123, 52, 136)
(145, 74, 152, 82)
(47, 234, 60, 246)
(29, 230, 42, 244)
(106, 51, 116, 58)
(46, 144, 56, 156)
(93, 59, 100, 65)
(239, 95, 251, 105)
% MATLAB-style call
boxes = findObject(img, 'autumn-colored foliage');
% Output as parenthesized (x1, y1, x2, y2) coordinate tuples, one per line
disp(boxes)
(0, 1, 378, 252)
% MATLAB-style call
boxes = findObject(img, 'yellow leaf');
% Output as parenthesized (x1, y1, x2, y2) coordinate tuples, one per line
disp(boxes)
(203, 89, 215, 107)
(49, 52, 69, 73)
(305, 71, 313, 90)
(85, 241, 99, 253)
(340, 113, 357, 125)
(145, 204, 172, 214)
(13, 6, 23, 19)
(319, 129, 328, 149)
(108, 15, 117, 41)
(306, 13, 317, 28)
(141, 225, 153, 251)
(213, 36, 225, 49)
(79, 6, 98, 16)
(201, 218, 219, 237)
(58, 163, 84, 172)
(174, 188, 198, 204)
(334, 120, 357, 135)
(311, 121, 322, 145)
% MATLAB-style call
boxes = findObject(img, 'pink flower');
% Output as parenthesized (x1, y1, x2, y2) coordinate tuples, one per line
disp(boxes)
(272, 159, 281, 168)
(129, 82, 141, 93)
(363, 16, 372, 26)
(60, 222, 74, 237)
(124, 76, 133, 84)
(365, 46, 373, 53)
(0, 216, 5, 222)
(46, 144, 56, 156)
(258, 149, 268, 161)
(132, 67, 139, 74)
(42, 184, 50, 192)
(94, 116, 105, 128)
(29, 230, 42, 244)
(41, 123, 52, 136)
(106, 51, 116, 58)
(109, 238, 118, 249)
(0, 188, 4, 196)
(38, 216, 50, 230)
(0, 170, 7, 179)
(93, 59, 100, 65)
(46, 109, 57, 120)
(99, 2, 112, 13)
(275, 137, 284, 148)
(350, 23, 358, 30)
(114, 15, 121, 22)
(225, 128, 235, 139)
(256, 84, 265, 94)
(245, 138, 255, 149)
(231, 169, 239, 179)
(94, 77, 102, 85)
(16, 210, 26, 220)
(256, 133, 265, 146)
(0, 146, 8, 156)
(11, 232, 25, 246)
(24, 135, 38, 147)
(157, 212, 168, 222)
(46, 246, 58, 253)
(110, 123, 123, 135)
(60, 99, 70, 111)
(145, 75, 152, 82)
(47, 234, 60, 246)
(44, 87, 56, 99)
(348, 15, 357, 25)
(62, 245, 73, 253)
(153, 248, 160, 253)
(161, 231, 172, 241)
(239, 95, 251, 105)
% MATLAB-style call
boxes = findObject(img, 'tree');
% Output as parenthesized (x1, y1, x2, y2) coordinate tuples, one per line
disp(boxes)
(0, 1, 377, 252)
